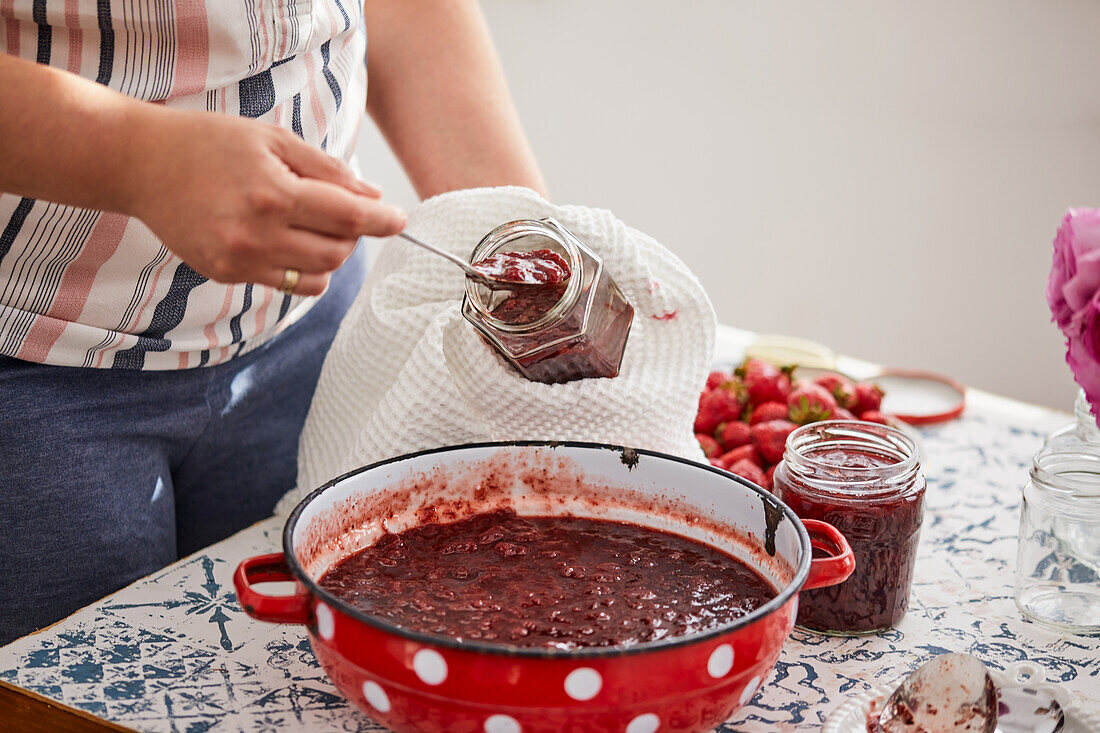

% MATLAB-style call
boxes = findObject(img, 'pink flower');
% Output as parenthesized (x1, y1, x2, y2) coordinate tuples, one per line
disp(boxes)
(1048, 208, 1100, 416)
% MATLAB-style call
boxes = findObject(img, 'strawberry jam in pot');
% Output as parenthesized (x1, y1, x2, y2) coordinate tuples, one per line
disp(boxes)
(772, 420, 925, 635)
(318, 508, 776, 649)
(462, 218, 634, 384)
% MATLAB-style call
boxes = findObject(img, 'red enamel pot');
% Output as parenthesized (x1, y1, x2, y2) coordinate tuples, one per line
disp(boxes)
(235, 442, 854, 733)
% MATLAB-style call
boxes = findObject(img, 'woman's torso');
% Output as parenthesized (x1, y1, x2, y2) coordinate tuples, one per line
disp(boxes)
(0, 0, 366, 369)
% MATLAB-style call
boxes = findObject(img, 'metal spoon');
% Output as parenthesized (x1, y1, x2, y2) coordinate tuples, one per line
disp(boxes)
(878, 653, 998, 733)
(397, 232, 555, 291)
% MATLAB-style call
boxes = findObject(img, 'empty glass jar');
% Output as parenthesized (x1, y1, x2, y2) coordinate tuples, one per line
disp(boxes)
(461, 218, 634, 384)
(1015, 442, 1100, 634)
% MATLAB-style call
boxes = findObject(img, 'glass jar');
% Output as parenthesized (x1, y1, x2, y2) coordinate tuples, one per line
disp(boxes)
(1045, 387, 1100, 446)
(772, 420, 925, 635)
(1014, 443, 1100, 634)
(461, 218, 634, 384)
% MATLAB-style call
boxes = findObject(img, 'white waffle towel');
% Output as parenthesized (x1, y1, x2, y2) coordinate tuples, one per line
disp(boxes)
(279, 186, 716, 513)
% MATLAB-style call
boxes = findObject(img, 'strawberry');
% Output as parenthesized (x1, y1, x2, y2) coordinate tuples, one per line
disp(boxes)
(737, 358, 794, 406)
(715, 420, 752, 451)
(764, 463, 777, 490)
(751, 419, 798, 465)
(749, 401, 790, 425)
(832, 407, 857, 420)
(728, 458, 767, 487)
(696, 433, 722, 458)
(850, 382, 885, 415)
(859, 410, 890, 425)
(719, 444, 761, 469)
(787, 383, 838, 424)
(706, 370, 734, 390)
(709, 457, 725, 468)
(694, 388, 744, 434)
(814, 372, 857, 409)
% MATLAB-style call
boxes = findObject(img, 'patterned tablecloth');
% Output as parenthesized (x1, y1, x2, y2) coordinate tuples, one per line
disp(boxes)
(3, 332, 1099, 731)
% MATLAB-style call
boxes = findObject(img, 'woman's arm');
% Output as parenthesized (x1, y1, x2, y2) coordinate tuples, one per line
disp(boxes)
(0, 53, 405, 295)
(362, 0, 548, 199)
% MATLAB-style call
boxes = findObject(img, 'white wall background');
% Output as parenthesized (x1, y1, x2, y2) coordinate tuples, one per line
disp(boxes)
(354, 0, 1100, 410)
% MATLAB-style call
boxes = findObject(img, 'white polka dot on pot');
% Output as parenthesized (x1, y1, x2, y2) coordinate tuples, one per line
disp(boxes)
(564, 667, 602, 701)
(413, 648, 448, 686)
(361, 680, 390, 713)
(739, 674, 762, 706)
(483, 714, 522, 733)
(626, 712, 659, 733)
(707, 644, 734, 678)
(315, 602, 335, 641)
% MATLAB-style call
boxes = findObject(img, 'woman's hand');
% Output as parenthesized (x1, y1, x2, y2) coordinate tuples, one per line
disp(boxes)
(123, 108, 406, 295)
(0, 54, 404, 296)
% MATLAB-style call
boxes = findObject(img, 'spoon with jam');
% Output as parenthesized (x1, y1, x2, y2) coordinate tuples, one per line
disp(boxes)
(398, 232, 570, 290)
(877, 653, 998, 733)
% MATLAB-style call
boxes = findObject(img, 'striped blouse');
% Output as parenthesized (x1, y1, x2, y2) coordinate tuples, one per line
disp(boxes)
(0, 0, 366, 369)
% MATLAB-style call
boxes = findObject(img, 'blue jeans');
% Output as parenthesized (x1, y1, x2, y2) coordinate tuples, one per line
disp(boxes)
(0, 249, 365, 645)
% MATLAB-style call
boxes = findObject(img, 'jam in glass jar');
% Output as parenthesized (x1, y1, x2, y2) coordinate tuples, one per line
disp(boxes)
(772, 420, 925, 634)
(461, 218, 634, 384)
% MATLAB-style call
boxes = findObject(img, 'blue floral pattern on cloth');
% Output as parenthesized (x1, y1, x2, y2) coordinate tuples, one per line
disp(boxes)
(2, 407, 1098, 731)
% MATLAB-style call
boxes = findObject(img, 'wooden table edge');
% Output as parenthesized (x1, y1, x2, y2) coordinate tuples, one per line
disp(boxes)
(0, 515, 286, 730)
(0, 680, 135, 732)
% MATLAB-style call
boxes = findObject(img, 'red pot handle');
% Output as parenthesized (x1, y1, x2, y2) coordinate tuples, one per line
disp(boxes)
(234, 552, 312, 625)
(802, 519, 856, 590)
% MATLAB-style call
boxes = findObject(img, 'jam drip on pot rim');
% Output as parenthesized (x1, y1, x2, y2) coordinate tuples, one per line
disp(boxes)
(318, 509, 776, 650)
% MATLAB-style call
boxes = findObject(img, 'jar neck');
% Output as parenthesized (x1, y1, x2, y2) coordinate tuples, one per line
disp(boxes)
(781, 420, 921, 498)
(465, 218, 584, 333)
(1030, 442, 1100, 501)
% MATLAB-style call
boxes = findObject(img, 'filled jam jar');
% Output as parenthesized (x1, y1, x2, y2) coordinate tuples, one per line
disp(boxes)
(461, 218, 634, 384)
(772, 420, 925, 634)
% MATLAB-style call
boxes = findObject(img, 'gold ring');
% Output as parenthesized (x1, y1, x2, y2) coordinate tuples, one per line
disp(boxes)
(278, 268, 300, 294)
